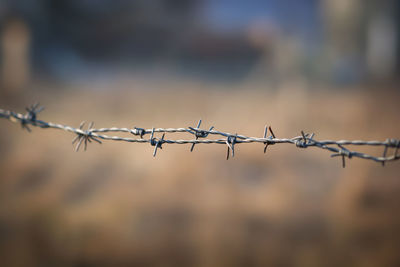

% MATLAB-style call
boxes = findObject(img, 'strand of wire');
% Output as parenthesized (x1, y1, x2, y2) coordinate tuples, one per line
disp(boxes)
(1, 106, 399, 167)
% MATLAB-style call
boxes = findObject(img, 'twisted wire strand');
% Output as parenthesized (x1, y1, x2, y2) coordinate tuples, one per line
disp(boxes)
(0, 106, 399, 166)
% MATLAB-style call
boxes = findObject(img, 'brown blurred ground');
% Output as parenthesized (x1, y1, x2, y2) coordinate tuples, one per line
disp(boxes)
(0, 82, 400, 267)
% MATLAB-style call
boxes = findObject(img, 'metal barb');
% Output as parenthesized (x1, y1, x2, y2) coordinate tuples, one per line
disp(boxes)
(339, 144, 351, 168)
(263, 125, 269, 153)
(342, 154, 346, 168)
(301, 131, 307, 144)
(264, 126, 276, 153)
(132, 127, 146, 138)
(72, 121, 102, 152)
(330, 144, 353, 168)
(150, 127, 155, 141)
(382, 139, 389, 166)
(152, 132, 165, 157)
(20, 103, 45, 132)
(296, 130, 308, 148)
(25, 103, 44, 122)
(189, 120, 214, 152)
(150, 128, 166, 157)
(269, 126, 276, 138)
(190, 119, 202, 152)
(226, 134, 237, 160)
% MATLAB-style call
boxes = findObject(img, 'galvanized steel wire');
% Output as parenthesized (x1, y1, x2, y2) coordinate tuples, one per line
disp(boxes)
(1, 104, 399, 167)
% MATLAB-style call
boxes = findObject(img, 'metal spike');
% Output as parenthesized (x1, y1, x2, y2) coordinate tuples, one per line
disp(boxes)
(382, 141, 388, 166)
(190, 119, 202, 152)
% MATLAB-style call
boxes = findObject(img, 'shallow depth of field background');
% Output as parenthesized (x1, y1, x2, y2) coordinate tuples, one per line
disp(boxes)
(1, 1, 400, 266)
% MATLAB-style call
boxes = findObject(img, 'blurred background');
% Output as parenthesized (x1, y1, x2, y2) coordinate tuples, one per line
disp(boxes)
(0, 0, 400, 266)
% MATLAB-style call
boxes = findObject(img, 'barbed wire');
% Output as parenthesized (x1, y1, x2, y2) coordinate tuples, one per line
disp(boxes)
(0, 104, 399, 167)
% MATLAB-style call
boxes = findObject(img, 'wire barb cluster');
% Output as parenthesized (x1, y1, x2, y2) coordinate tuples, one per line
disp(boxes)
(1, 104, 399, 167)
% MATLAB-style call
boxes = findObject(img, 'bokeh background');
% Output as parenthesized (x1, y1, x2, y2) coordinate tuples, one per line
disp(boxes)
(1, 1, 400, 266)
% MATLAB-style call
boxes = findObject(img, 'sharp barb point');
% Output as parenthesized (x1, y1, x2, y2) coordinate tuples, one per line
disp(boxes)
(263, 125, 268, 138)
(72, 135, 79, 145)
(269, 126, 276, 138)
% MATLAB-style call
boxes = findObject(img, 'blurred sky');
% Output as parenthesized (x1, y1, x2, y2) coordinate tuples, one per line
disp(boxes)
(203, 0, 320, 34)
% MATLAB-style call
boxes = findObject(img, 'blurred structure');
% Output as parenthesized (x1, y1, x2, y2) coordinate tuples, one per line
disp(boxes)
(0, 18, 31, 95)
(321, 0, 364, 83)
(321, 0, 399, 83)
(0, 0, 398, 85)
(365, 0, 398, 80)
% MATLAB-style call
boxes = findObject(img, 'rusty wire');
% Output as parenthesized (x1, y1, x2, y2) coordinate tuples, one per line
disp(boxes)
(0, 104, 399, 167)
